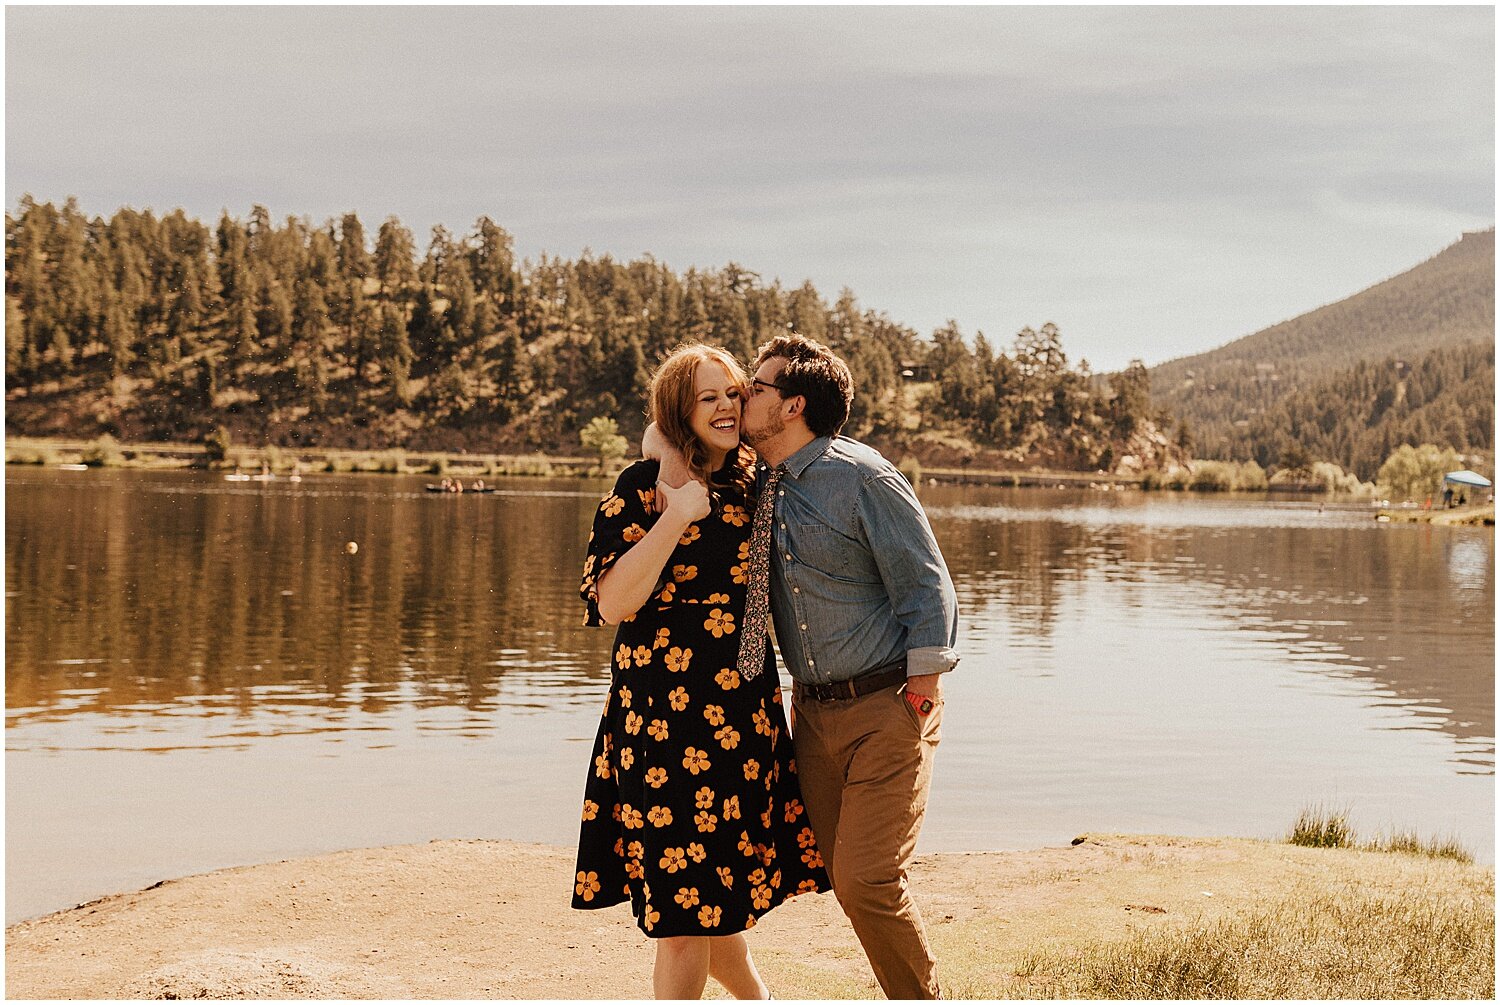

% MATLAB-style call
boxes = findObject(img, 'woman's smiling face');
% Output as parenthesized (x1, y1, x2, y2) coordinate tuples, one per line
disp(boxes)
(688, 361, 743, 458)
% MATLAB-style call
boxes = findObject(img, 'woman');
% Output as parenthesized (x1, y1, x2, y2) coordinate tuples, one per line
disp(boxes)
(572, 344, 829, 1000)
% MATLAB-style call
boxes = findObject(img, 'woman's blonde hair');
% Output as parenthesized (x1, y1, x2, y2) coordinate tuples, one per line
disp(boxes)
(649, 343, 756, 505)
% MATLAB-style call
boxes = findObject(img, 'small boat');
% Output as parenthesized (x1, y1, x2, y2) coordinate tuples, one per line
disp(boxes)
(224, 471, 251, 482)
(58, 463, 89, 471)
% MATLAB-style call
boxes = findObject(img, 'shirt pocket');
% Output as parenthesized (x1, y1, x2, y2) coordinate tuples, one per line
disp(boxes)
(790, 523, 860, 580)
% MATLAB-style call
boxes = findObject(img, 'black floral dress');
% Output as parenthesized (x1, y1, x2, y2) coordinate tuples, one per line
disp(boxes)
(572, 458, 830, 937)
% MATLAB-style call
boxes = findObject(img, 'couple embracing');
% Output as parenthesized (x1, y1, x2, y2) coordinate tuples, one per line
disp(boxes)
(572, 334, 959, 1000)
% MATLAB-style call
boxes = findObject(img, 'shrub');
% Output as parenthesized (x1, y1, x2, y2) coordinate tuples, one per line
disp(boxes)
(1289, 804, 1355, 849)
(1189, 461, 1236, 492)
(81, 434, 124, 468)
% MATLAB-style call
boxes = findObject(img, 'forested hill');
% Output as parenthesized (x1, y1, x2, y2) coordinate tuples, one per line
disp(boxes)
(1153, 229, 1495, 467)
(3, 197, 1170, 470)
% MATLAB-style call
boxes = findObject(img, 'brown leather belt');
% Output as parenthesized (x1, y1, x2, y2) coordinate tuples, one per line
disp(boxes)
(793, 659, 907, 703)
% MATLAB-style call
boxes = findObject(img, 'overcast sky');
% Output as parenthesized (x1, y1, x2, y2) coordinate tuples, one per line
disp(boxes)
(6, 6, 1493, 372)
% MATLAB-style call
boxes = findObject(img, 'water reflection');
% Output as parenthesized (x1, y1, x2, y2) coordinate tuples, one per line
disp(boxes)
(5, 469, 1493, 921)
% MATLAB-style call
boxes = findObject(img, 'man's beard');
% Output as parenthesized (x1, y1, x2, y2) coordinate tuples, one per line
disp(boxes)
(743, 409, 784, 447)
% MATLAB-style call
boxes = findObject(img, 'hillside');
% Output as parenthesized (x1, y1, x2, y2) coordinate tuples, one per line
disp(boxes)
(1154, 229, 1495, 461)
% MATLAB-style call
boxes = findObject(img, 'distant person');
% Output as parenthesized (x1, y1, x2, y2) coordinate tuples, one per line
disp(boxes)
(650, 334, 960, 1000)
(1443, 486, 1454, 509)
(571, 343, 829, 1000)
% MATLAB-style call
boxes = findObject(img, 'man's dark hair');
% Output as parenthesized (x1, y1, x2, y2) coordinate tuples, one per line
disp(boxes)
(754, 333, 854, 438)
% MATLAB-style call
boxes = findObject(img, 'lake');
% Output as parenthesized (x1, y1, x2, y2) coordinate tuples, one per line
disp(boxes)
(6, 467, 1493, 923)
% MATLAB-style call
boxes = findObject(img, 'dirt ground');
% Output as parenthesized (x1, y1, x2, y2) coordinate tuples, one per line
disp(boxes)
(1, 833, 1435, 1000)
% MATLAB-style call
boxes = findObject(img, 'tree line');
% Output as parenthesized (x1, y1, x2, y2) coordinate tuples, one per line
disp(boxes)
(4, 196, 1166, 464)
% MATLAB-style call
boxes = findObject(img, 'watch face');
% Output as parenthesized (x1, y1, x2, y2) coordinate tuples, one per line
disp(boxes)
(918, 698, 934, 714)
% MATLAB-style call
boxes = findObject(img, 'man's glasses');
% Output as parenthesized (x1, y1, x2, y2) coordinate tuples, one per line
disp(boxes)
(751, 377, 791, 396)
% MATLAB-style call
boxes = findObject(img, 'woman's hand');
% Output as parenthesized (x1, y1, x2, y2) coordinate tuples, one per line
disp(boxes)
(659, 478, 711, 526)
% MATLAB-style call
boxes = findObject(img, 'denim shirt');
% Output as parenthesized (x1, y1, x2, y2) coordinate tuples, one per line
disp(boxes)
(762, 435, 960, 686)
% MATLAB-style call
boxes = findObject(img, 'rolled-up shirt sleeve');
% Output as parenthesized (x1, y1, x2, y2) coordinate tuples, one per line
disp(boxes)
(857, 471, 960, 676)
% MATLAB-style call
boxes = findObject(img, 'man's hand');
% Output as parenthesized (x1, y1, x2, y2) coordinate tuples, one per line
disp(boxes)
(905, 673, 944, 703)
(658, 478, 711, 526)
(641, 421, 694, 512)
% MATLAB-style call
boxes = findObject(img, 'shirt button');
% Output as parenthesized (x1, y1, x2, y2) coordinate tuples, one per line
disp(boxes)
(793, 587, 800, 594)
(780, 523, 786, 529)
(778, 490, 784, 497)
(800, 624, 808, 631)
(808, 659, 815, 668)
(784, 553, 791, 561)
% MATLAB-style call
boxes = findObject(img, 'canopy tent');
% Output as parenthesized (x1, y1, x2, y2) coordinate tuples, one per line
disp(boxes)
(1444, 470, 1492, 489)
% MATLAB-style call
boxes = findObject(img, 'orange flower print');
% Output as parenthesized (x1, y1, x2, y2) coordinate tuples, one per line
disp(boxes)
(583, 553, 596, 577)
(717, 866, 734, 888)
(613, 836, 624, 857)
(683, 747, 711, 775)
(618, 686, 632, 709)
(722, 795, 742, 821)
(576, 870, 602, 901)
(707, 593, 730, 605)
(644, 767, 669, 788)
(624, 711, 643, 735)
(743, 759, 760, 781)
(698, 904, 722, 928)
(672, 564, 698, 583)
(679, 524, 701, 546)
(623, 523, 646, 543)
(784, 799, 805, 823)
(620, 804, 644, 829)
(633, 645, 652, 667)
(771, 689, 783, 705)
(625, 859, 644, 880)
(668, 687, 690, 712)
(704, 609, 736, 638)
(601, 494, 625, 517)
(745, 913, 757, 929)
(594, 753, 611, 779)
(581, 799, 599, 822)
(675, 886, 700, 909)
(647, 805, 673, 828)
(619, 747, 634, 771)
(664, 647, 692, 673)
(770, 868, 783, 889)
(657, 581, 676, 603)
(760, 845, 777, 866)
(751, 884, 772, 910)
(615, 644, 633, 669)
(654, 627, 671, 649)
(660, 847, 687, 873)
(687, 842, 707, 863)
(738, 832, 756, 856)
(722, 503, 749, 527)
(628, 840, 644, 860)
(715, 667, 741, 690)
(714, 725, 740, 750)
(637, 486, 656, 510)
(796, 878, 820, 895)
(752, 708, 772, 736)
(611, 805, 623, 824)
(643, 904, 660, 931)
(647, 719, 669, 742)
(730, 562, 747, 585)
(760, 809, 773, 830)
(703, 704, 726, 727)
(695, 786, 716, 809)
(695, 811, 718, 833)
(801, 847, 824, 869)
(797, 826, 817, 849)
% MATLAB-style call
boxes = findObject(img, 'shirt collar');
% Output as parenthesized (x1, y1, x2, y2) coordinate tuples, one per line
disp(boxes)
(774, 435, 833, 479)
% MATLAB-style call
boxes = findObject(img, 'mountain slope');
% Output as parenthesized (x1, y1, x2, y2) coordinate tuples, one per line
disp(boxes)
(1153, 229, 1495, 449)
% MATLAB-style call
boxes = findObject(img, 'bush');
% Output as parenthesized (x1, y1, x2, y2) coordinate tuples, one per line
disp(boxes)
(897, 456, 922, 486)
(1189, 461, 1236, 492)
(81, 434, 124, 468)
(203, 426, 232, 465)
(1376, 443, 1466, 501)
(580, 416, 627, 471)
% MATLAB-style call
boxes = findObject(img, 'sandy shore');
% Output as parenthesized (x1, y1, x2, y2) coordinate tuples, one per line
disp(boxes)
(4, 834, 1482, 999)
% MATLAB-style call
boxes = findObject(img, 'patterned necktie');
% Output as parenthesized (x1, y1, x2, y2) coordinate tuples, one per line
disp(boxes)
(736, 465, 784, 681)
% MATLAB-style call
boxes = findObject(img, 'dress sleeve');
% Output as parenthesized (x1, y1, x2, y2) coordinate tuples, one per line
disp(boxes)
(580, 462, 660, 627)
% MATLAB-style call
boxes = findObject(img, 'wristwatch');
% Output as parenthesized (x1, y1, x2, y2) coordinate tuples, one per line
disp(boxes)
(905, 691, 936, 716)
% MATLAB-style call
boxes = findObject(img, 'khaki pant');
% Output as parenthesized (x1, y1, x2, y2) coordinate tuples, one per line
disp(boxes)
(792, 684, 942, 1000)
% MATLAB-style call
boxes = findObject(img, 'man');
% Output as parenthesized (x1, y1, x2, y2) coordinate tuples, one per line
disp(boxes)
(651, 334, 959, 999)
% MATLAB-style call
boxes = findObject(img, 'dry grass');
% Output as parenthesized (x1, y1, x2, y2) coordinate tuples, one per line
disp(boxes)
(1290, 805, 1474, 863)
(1003, 879, 1493, 999)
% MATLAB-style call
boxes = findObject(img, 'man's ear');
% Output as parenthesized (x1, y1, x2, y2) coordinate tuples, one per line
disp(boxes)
(784, 395, 806, 420)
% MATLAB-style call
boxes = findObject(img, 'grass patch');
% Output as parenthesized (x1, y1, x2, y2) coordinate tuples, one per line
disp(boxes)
(1006, 882, 1493, 999)
(1288, 803, 1355, 849)
(1289, 804, 1473, 863)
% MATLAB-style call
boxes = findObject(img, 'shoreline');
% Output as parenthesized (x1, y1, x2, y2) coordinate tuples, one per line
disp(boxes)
(6, 835, 1491, 999)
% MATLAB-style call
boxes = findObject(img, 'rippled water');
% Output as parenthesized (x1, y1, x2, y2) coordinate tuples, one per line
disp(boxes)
(6, 468, 1493, 922)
